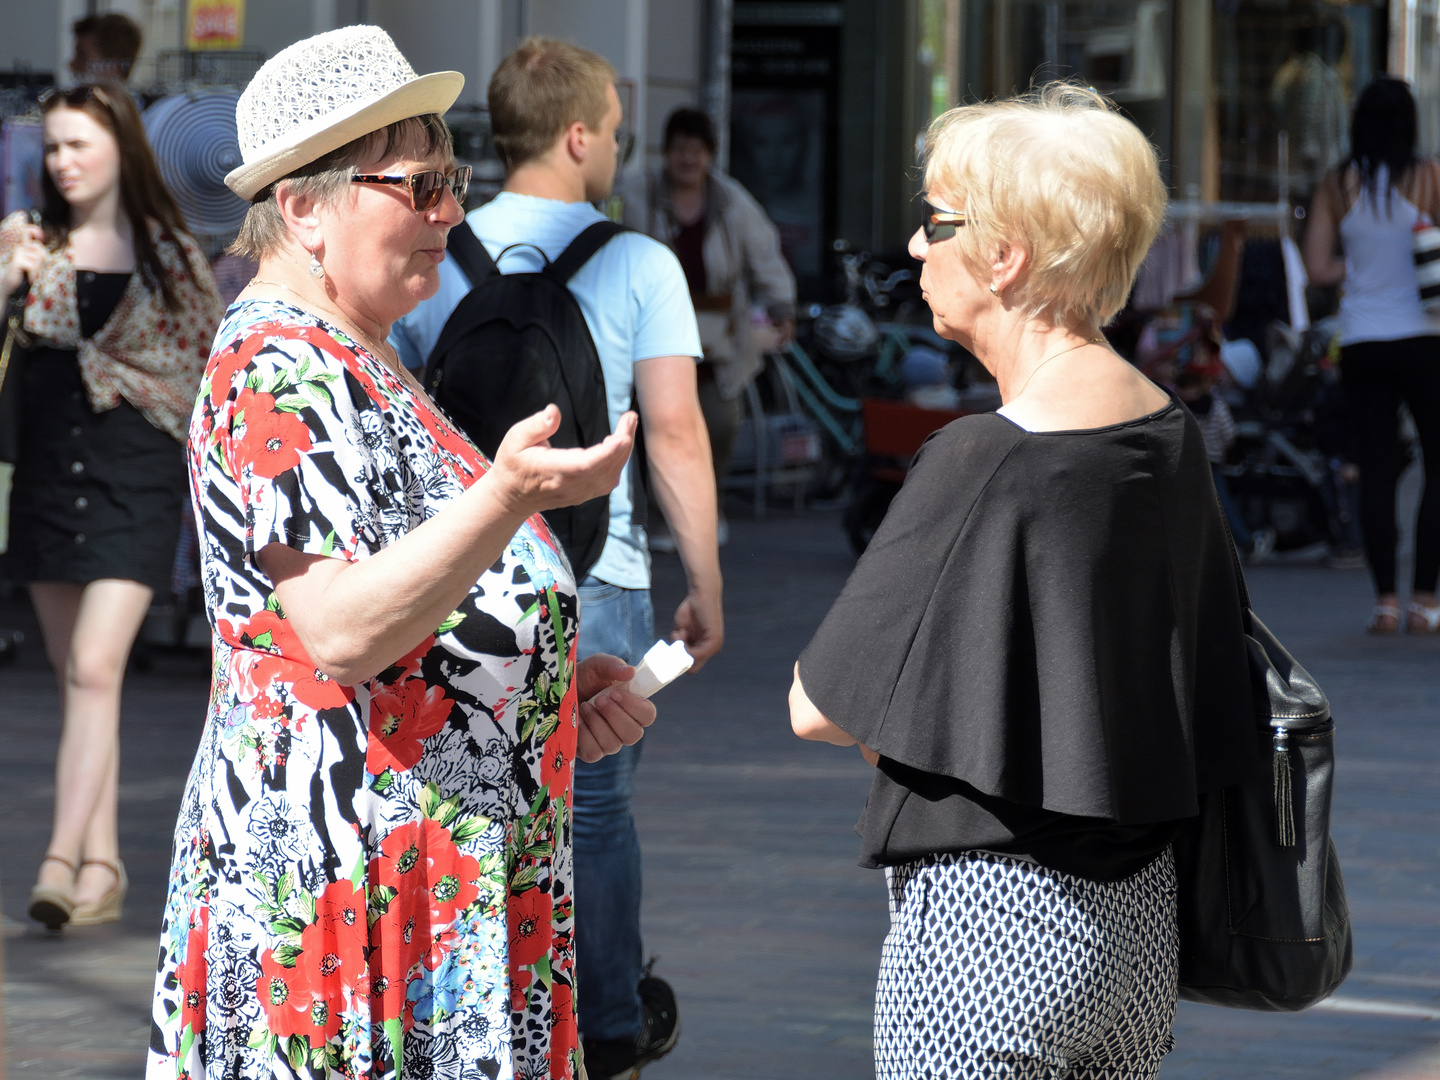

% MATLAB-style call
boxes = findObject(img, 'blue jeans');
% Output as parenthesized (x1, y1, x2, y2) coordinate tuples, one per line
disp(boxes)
(573, 576, 655, 1041)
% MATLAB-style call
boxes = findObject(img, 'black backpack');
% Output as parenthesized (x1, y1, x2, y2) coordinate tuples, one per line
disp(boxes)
(424, 221, 630, 581)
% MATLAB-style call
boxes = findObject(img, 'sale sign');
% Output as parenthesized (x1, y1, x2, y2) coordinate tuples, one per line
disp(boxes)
(186, 0, 245, 50)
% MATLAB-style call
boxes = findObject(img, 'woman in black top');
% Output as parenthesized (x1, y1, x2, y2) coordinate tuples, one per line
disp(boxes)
(0, 85, 222, 930)
(790, 86, 1256, 1079)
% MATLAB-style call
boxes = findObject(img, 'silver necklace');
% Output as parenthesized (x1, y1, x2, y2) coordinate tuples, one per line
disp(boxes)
(1011, 336, 1106, 398)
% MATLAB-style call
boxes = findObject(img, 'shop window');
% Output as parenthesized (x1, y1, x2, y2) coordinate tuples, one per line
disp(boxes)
(1214, 0, 1382, 203)
(928, 0, 1173, 183)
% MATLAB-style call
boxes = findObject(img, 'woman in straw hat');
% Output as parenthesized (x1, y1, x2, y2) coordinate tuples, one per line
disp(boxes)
(147, 26, 651, 1079)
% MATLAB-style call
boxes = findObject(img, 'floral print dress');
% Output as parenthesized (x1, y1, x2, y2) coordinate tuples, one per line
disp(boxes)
(148, 300, 582, 1080)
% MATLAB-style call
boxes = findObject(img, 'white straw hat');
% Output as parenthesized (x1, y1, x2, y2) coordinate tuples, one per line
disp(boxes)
(225, 25, 463, 201)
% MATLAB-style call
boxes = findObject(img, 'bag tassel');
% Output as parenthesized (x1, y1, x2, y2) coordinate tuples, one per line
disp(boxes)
(1272, 725, 1296, 848)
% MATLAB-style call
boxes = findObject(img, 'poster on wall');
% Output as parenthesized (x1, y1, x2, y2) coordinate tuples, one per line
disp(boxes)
(187, 0, 245, 50)
(730, 7, 841, 299)
(1, 119, 44, 218)
(729, 90, 827, 282)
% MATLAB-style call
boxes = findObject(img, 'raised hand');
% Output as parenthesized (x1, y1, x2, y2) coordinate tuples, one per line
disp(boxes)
(488, 404, 637, 518)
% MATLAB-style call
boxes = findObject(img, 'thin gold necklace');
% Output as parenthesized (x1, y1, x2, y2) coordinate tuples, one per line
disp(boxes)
(1011, 336, 1106, 398)
(249, 277, 415, 386)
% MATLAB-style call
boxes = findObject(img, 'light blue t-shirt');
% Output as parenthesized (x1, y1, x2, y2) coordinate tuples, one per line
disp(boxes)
(391, 192, 701, 590)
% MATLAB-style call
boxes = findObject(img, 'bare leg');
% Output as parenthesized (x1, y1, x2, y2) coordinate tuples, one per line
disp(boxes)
(29, 579, 153, 904)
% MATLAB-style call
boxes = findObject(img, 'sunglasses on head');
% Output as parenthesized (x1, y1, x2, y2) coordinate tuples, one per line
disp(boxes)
(39, 84, 115, 110)
(351, 165, 472, 212)
(922, 196, 969, 242)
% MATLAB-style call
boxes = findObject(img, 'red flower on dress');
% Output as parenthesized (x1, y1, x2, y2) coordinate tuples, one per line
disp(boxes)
(366, 680, 453, 773)
(380, 634, 435, 685)
(510, 968, 532, 1013)
(368, 886, 425, 1026)
(291, 666, 355, 710)
(295, 887, 367, 997)
(508, 887, 554, 969)
(371, 818, 480, 926)
(256, 948, 309, 1039)
(176, 905, 209, 1033)
(293, 986, 343, 1044)
(234, 388, 313, 479)
(549, 980, 577, 1079)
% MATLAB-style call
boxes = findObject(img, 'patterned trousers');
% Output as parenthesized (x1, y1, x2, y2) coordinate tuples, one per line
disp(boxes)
(876, 848, 1178, 1080)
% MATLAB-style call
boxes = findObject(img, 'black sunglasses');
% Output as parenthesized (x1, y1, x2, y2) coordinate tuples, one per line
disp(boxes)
(922, 196, 969, 242)
(351, 165, 472, 212)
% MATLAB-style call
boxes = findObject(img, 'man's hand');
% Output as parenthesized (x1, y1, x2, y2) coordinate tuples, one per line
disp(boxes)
(672, 590, 723, 670)
(574, 653, 657, 762)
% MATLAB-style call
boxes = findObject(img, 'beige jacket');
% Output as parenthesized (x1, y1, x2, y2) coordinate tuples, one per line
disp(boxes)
(623, 169, 796, 399)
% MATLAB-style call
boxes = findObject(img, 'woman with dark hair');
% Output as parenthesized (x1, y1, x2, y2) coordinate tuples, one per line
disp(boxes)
(0, 83, 223, 930)
(1304, 76, 1440, 633)
(623, 105, 795, 533)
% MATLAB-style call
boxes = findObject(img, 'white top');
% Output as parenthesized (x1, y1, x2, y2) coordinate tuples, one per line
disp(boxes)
(391, 192, 702, 590)
(1337, 164, 1440, 345)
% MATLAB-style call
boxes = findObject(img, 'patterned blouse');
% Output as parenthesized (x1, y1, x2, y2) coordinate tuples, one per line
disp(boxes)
(0, 210, 223, 441)
(148, 299, 583, 1079)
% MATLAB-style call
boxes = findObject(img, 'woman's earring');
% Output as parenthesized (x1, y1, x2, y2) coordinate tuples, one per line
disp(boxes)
(989, 283, 998, 295)
(309, 252, 324, 280)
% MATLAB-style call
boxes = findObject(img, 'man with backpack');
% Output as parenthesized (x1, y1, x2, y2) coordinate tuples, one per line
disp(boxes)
(390, 37, 723, 1080)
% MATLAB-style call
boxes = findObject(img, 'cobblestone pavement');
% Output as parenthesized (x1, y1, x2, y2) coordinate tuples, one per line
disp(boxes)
(2, 508, 1437, 1079)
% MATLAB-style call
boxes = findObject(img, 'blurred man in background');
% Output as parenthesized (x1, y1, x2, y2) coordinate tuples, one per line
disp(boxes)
(70, 13, 142, 83)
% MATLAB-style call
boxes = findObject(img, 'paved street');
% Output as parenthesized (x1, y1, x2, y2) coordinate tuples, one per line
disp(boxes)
(2, 505, 1438, 1079)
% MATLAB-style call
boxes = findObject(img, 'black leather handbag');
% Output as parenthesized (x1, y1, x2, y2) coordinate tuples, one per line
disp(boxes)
(1172, 539, 1353, 1010)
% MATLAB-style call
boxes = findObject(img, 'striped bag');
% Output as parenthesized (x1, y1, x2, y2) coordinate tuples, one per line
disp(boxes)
(1412, 162, 1440, 312)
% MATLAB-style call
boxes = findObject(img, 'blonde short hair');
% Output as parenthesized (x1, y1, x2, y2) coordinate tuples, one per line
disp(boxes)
(924, 84, 1166, 327)
(488, 37, 616, 171)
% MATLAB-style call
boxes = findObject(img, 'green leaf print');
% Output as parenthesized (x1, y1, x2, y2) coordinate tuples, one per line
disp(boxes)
(309, 1043, 330, 1069)
(432, 790, 465, 828)
(246, 1021, 276, 1053)
(179, 1025, 195, 1065)
(286, 1034, 307, 1070)
(510, 865, 540, 893)
(367, 883, 398, 926)
(450, 814, 493, 846)
(371, 769, 395, 795)
(418, 781, 442, 820)
(350, 853, 367, 890)
(298, 378, 333, 411)
(272, 393, 309, 413)
(383, 1017, 404, 1078)
(436, 609, 466, 634)
(271, 915, 306, 944)
(277, 869, 295, 903)
(320, 530, 337, 557)
(533, 953, 553, 990)
(273, 942, 302, 967)
(264, 592, 283, 613)
(534, 713, 561, 746)
(516, 599, 540, 626)
(251, 630, 274, 650)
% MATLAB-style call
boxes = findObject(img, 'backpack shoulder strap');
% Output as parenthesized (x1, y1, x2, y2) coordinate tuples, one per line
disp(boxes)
(547, 221, 631, 284)
(446, 222, 497, 288)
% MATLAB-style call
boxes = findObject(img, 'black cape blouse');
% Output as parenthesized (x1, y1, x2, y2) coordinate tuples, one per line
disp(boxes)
(798, 396, 1257, 879)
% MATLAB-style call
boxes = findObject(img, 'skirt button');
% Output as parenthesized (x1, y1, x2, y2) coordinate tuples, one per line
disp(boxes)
(70, 460, 85, 474)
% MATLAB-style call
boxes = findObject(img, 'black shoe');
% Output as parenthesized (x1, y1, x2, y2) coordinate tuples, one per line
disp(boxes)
(582, 975, 680, 1079)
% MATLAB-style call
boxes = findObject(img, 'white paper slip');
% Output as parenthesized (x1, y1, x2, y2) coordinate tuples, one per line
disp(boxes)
(625, 639, 694, 699)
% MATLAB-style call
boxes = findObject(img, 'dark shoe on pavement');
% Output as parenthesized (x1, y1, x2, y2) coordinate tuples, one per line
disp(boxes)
(582, 975, 680, 1080)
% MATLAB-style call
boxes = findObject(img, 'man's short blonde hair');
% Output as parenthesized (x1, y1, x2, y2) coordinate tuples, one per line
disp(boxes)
(924, 84, 1166, 327)
(488, 37, 616, 171)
